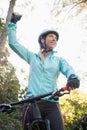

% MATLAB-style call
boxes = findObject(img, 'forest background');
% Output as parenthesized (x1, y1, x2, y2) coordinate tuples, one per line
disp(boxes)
(0, 0, 87, 130)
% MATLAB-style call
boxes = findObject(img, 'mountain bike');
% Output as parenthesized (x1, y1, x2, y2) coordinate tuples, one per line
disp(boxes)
(0, 86, 70, 130)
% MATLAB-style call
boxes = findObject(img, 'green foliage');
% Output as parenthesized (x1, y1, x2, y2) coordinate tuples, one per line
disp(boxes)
(0, 56, 23, 129)
(0, 17, 5, 29)
(0, 15, 24, 130)
(0, 60, 23, 129)
(0, 58, 20, 103)
(0, 17, 5, 38)
(0, 108, 23, 130)
(0, 33, 22, 129)
(0, 50, 22, 129)
(60, 90, 87, 130)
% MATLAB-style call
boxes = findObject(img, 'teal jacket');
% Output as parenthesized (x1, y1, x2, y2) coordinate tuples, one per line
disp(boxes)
(8, 22, 77, 101)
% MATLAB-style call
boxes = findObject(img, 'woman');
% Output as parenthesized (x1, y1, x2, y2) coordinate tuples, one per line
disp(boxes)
(8, 13, 80, 130)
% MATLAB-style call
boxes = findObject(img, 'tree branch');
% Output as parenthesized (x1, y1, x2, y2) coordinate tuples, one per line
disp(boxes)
(62, 0, 87, 22)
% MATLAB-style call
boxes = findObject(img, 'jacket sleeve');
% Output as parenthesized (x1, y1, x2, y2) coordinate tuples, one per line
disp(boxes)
(8, 22, 34, 64)
(59, 57, 78, 79)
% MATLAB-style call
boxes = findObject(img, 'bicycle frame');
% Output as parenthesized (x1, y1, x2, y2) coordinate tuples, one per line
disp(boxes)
(0, 87, 70, 130)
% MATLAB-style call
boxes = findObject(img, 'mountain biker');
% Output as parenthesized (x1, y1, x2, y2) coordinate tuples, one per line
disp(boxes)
(8, 13, 80, 130)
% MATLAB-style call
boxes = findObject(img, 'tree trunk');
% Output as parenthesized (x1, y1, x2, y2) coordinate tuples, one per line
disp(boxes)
(0, 0, 16, 45)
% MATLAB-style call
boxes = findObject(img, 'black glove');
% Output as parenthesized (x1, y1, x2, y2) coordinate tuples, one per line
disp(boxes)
(66, 74, 80, 89)
(10, 13, 22, 24)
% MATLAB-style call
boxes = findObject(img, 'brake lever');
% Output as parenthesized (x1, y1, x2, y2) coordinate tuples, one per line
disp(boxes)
(59, 91, 70, 96)
(49, 89, 70, 100)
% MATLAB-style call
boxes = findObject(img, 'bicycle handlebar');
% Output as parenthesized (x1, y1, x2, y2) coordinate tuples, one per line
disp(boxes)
(0, 86, 70, 113)
(0, 104, 15, 113)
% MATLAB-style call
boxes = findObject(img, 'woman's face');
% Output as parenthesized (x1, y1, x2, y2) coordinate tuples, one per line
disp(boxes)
(41, 33, 57, 49)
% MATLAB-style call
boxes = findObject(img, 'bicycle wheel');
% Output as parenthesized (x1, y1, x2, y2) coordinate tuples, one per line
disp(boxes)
(28, 119, 50, 130)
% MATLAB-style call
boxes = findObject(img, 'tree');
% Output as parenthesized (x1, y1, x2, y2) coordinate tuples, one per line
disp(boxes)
(0, 0, 16, 45)
(51, 0, 87, 22)
(0, 1, 22, 129)
(60, 90, 87, 130)
(0, 1, 20, 102)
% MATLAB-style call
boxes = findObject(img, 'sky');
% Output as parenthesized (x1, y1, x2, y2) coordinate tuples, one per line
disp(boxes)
(0, 0, 87, 92)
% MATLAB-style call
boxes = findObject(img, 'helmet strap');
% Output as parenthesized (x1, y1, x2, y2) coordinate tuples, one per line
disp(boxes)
(41, 48, 52, 53)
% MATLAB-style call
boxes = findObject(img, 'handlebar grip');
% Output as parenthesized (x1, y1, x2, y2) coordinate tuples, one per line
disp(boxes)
(60, 86, 70, 91)
(0, 104, 15, 113)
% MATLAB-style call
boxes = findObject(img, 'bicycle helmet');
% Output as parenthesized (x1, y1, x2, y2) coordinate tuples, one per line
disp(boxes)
(38, 29, 59, 52)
